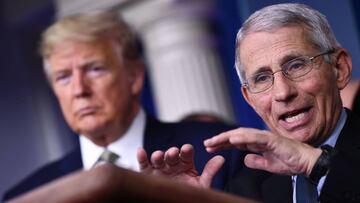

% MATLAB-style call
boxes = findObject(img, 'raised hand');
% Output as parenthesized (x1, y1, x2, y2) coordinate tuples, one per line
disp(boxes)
(137, 144, 224, 188)
(204, 127, 322, 176)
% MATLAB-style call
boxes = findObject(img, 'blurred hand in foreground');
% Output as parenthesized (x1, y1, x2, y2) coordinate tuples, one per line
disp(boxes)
(137, 144, 224, 188)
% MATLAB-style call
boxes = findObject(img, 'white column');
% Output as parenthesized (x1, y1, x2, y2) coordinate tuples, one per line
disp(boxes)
(123, 0, 235, 123)
(55, 0, 128, 18)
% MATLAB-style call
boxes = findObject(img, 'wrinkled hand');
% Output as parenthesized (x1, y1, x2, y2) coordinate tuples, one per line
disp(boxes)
(137, 144, 224, 188)
(204, 128, 322, 176)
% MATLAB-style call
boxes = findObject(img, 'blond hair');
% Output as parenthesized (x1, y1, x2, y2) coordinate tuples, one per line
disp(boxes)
(40, 11, 140, 75)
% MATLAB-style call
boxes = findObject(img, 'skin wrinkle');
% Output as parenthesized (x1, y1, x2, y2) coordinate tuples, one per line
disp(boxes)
(240, 26, 344, 146)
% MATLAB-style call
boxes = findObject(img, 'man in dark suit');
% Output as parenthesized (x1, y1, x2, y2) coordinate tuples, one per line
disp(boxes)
(139, 3, 360, 202)
(3, 11, 244, 201)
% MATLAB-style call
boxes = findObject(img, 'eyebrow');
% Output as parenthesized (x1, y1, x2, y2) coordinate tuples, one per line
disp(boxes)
(54, 59, 104, 73)
(52, 68, 70, 76)
(82, 61, 105, 69)
(79, 58, 105, 68)
(279, 52, 303, 66)
(251, 66, 272, 76)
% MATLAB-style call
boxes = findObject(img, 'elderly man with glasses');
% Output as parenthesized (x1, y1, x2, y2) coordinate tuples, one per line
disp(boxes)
(138, 3, 360, 203)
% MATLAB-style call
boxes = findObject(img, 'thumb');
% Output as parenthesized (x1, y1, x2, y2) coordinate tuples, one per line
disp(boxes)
(200, 155, 224, 188)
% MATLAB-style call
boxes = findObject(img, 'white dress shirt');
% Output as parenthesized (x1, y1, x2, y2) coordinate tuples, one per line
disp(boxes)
(80, 108, 146, 172)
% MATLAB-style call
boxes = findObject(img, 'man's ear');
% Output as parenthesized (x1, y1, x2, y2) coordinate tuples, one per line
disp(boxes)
(241, 86, 256, 110)
(334, 48, 352, 90)
(129, 60, 145, 97)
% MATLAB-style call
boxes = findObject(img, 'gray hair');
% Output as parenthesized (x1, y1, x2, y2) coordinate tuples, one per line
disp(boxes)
(41, 11, 140, 76)
(235, 3, 340, 83)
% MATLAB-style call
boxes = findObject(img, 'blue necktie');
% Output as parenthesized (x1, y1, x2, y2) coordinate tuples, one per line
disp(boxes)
(296, 175, 319, 203)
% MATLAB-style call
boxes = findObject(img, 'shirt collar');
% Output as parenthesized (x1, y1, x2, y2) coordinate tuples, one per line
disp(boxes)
(80, 108, 146, 171)
(321, 108, 347, 147)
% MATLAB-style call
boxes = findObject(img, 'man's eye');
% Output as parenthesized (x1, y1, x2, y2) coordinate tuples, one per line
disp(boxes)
(87, 66, 106, 77)
(90, 66, 104, 71)
(252, 73, 272, 84)
(286, 59, 306, 72)
(54, 73, 71, 85)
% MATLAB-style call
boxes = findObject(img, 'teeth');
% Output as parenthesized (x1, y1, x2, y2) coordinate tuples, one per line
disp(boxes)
(284, 112, 305, 123)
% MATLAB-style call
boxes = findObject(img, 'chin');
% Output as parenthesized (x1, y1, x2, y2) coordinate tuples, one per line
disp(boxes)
(272, 131, 301, 143)
(287, 132, 310, 143)
(77, 123, 104, 137)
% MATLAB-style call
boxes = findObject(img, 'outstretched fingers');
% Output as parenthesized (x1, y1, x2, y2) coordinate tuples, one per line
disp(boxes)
(151, 150, 165, 170)
(204, 131, 235, 152)
(200, 155, 224, 187)
(179, 144, 195, 164)
(164, 147, 180, 166)
(137, 144, 222, 188)
(244, 153, 268, 170)
(204, 128, 273, 153)
(137, 147, 151, 173)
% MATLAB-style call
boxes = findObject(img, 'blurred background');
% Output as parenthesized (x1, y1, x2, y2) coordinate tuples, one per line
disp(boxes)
(1, 0, 360, 197)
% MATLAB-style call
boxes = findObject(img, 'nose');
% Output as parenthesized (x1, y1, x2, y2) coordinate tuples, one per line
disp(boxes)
(72, 71, 91, 98)
(272, 72, 297, 102)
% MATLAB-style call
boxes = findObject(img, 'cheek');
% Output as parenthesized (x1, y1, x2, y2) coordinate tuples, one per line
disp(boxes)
(300, 72, 334, 104)
(55, 89, 73, 117)
(98, 80, 132, 111)
(58, 96, 77, 128)
(250, 94, 272, 118)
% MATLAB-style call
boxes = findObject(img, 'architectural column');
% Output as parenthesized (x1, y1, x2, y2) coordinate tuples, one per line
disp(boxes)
(122, 0, 235, 123)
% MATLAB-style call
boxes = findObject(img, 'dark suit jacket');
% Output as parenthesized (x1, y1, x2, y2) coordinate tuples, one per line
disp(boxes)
(352, 85, 360, 116)
(3, 115, 244, 201)
(226, 109, 360, 203)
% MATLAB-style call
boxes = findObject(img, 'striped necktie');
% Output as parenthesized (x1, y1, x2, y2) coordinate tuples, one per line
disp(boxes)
(92, 149, 120, 168)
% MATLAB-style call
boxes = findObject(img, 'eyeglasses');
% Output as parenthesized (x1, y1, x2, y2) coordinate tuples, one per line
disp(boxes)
(242, 49, 335, 93)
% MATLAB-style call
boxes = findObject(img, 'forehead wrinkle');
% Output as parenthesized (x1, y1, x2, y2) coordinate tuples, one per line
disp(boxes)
(241, 27, 315, 79)
(78, 58, 104, 68)
(55, 53, 105, 73)
(251, 50, 307, 77)
(54, 39, 108, 63)
(279, 51, 305, 66)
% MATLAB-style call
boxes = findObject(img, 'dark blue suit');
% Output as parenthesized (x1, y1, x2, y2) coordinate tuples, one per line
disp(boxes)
(3, 115, 245, 201)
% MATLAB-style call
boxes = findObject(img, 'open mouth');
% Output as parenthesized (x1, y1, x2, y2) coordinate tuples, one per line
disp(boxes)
(279, 107, 312, 124)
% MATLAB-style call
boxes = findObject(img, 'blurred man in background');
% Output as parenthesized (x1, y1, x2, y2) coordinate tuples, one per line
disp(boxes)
(3, 11, 244, 201)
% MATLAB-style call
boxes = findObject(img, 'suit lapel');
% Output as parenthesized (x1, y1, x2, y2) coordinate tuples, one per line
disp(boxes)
(320, 109, 360, 202)
(58, 144, 83, 175)
(143, 115, 174, 153)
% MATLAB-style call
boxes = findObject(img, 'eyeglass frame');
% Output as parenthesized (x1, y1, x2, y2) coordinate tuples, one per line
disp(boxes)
(242, 49, 335, 94)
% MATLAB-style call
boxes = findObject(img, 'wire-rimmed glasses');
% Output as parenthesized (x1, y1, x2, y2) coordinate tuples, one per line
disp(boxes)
(243, 49, 335, 93)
